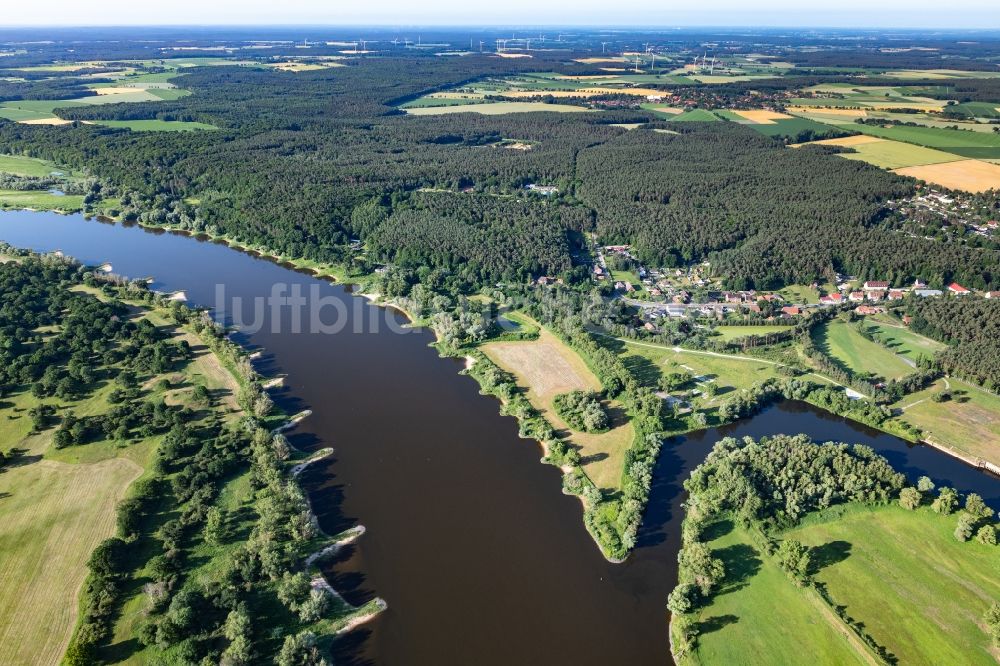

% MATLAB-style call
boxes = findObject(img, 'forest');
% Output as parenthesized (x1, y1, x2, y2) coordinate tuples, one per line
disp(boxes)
(0, 53, 998, 292)
(905, 296, 1000, 390)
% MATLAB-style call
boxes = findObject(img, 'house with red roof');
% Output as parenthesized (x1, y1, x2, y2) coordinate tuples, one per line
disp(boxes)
(948, 282, 971, 295)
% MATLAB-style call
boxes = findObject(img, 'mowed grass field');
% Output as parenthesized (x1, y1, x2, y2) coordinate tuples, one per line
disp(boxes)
(482, 326, 633, 489)
(811, 320, 913, 380)
(894, 377, 1000, 466)
(0, 458, 142, 666)
(785, 505, 1000, 665)
(680, 520, 868, 666)
(865, 318, 944, 362)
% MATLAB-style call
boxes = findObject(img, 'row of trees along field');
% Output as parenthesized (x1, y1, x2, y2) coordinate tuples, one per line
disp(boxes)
(0, 58, 998, 291)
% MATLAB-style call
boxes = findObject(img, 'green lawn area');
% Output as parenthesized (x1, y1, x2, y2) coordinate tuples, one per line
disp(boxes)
(779, 283, 831, 304)
(610, 269, 643, 290)
(811, 320, 914, 381)
(893, 377, 1000, 466)
(607, 337, 788, 409)
(865, 319, 944, 362)
(838, 139, 962, 169)
(0, 190, 85, 212)
(92, 119, 217, 132)
(680, 520, 868, 666)
(711, 325, 795, 341)
(851, 123, 1000, 159)
(784, 505, 1000, 666)
(0, 154, 65, 178)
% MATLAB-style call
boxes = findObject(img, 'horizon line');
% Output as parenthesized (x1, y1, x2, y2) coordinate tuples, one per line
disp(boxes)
(0, 23, 999, 32)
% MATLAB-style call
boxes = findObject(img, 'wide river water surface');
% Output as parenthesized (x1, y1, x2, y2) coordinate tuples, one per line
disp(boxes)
(1, 210, 998, 666)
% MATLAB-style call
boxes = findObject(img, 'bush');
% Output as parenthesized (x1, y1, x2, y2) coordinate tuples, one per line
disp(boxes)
(553, 390, 609, 433)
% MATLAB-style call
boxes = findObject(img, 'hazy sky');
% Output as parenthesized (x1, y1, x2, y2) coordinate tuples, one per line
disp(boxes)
(1, 1, 998, 30)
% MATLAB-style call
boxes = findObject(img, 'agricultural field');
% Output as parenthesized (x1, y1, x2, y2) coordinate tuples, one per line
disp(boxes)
(826, 137, 960, 169)
(689, 505, 1000, 666)
(747, 116, 847, 140)
(668, 109, 721, 122)
(791, 85, 949, 112)
(404, 101, 591, 115)
(895, 159, 1000, 193)
(730, 109, 794, 123)
(0, 456, 142, 666)
(894, 377, 1000, 466)
(0, 63, 198, 124)
(482, 326, 633, 489)
(679, 520, 868, 666)
(784, 505, 1000, 666)
(849, 123, 1000, 159)
(811, 320, 914, 381)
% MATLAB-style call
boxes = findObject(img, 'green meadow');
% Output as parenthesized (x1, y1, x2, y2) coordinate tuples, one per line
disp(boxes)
(785, 505, 1000, 666)
(688, 505, 1000, 666)
(0, 154, 66, 178)
(93, 119, 217, 132)
(811, 320, 914, 381)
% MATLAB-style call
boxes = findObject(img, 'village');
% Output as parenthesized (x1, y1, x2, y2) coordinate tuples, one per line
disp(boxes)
(580, 240, 999, 331)
(885, 186, 1000, 247)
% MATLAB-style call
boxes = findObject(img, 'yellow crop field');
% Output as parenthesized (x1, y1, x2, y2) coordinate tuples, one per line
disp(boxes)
(731, 109, 793, 124)
(788, 106, 868, 117)
(798, 134, 885, 147)
(894, 159, 1000, 193)
(19, 118, 75, 125)
(648, 106, 684, 114)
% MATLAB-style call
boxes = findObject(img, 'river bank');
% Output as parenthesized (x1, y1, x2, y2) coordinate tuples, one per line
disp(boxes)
(4, 208, 999, 666)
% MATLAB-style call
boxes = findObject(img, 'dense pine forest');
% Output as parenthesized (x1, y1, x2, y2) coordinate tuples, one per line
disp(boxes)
(0, 51, 998, 291)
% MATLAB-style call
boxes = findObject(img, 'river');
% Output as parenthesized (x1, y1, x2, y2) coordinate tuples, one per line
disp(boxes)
(1, 210, 997, 666)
